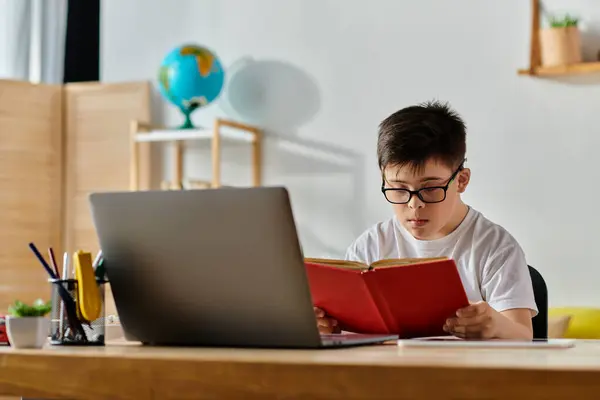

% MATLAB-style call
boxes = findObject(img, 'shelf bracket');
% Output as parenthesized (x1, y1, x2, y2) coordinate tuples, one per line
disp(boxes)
(528, 0, 542, 74)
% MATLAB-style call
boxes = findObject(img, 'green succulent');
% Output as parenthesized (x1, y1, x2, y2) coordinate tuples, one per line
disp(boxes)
(548, 13, 579, 28)
(8, 299, 52, 317)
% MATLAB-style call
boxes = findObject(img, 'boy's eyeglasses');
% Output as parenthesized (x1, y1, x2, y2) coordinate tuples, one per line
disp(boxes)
(381, 160, 465, 205)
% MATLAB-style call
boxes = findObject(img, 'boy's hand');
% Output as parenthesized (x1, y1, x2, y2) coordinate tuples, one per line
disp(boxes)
(314, 307, 340, 334)
(443, 301, 500, 339)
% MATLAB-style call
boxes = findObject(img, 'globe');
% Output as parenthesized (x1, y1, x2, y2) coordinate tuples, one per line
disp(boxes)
(157, 44, 225, 129)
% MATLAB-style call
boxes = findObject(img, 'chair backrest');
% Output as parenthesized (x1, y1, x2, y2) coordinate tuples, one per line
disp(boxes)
(528, 265, 548, 339)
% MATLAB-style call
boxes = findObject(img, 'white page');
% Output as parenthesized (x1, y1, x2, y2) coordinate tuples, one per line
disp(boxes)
(397, 337, 576, 348)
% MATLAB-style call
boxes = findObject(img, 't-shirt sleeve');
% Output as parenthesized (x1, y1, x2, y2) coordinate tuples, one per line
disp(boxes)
(344, 242, 365, 263)
(481, 244, 539, 317)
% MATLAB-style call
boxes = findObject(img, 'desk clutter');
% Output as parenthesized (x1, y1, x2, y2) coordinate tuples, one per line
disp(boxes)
(28, 242, 108, 346)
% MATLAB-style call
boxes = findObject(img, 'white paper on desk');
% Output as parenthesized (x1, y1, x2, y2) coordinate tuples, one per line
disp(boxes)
(397, 336, 576, 348)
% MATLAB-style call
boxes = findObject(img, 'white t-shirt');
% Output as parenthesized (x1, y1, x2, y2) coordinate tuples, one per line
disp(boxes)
(344, 207, 538, 316)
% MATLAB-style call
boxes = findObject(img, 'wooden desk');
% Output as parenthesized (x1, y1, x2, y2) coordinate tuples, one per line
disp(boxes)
(0, 340, 599, 399)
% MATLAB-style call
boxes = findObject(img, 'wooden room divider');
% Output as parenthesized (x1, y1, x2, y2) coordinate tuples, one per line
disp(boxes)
(0, 79, 151, 312)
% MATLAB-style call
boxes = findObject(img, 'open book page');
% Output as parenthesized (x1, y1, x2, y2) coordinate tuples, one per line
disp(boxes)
(304, 257, 449, 270)
(303, 258, 369, 271)
(370, 257, 449, 269)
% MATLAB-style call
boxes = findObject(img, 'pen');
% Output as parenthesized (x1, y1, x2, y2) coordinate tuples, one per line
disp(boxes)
(62, 252, 69, 281)
(92, 250, 103, 270)
(60, 252, 69, 339)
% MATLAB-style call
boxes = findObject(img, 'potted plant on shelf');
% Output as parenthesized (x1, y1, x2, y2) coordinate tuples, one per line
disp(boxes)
(5, 299, 52, 349)
(540, 13, 582, 67)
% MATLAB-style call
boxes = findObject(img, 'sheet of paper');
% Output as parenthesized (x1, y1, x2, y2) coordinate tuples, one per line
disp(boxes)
(397, 337, 576, 348)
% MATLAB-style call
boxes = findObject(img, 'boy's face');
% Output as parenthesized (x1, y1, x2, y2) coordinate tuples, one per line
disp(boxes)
(382, 158, 470, 240)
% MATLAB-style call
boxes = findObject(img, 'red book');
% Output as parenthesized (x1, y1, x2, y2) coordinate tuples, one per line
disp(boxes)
(304, 257, 470, 338)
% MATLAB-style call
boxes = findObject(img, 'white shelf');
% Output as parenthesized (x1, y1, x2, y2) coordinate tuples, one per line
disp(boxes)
(130, 118, 262, 191)
(134, 128, 254, 143)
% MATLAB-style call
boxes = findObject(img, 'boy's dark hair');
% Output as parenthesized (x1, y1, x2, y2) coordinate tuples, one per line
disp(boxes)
(377, 100, 466, 174)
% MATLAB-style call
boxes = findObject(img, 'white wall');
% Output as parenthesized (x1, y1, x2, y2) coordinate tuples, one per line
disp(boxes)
(102, 0, 600, 308)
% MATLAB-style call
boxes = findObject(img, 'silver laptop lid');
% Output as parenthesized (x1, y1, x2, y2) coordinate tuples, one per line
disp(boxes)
(89, 187, 322, 347)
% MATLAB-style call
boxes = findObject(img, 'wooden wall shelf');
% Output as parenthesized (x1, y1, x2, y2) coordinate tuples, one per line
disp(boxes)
(519, 0, 600, 77)
(518, 61, 600, 77)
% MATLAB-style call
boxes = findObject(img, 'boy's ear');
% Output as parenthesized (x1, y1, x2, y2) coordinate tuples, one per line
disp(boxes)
(456, 168, 471, 193)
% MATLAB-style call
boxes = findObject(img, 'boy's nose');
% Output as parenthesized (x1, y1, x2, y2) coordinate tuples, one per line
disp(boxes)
(408, 194, 425, 209)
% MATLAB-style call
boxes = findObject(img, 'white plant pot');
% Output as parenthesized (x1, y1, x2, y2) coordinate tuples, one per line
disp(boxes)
(6, 316, 49, 349)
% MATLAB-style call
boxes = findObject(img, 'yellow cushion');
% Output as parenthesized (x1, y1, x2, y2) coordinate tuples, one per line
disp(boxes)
(548, 315, 571, 338)
(549, 307, 600, 339)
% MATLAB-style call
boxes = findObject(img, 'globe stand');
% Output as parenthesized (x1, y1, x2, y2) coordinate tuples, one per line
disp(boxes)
(179, 112, 195, 130)
(178, 103, 199, 130)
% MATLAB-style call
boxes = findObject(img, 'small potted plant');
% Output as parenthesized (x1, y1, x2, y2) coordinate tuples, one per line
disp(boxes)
(5, 299, 52, 349)
(540, 13, 582, 67)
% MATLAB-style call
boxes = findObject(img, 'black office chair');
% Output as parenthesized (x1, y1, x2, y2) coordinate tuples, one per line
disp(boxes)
(528, 265, 548, 339)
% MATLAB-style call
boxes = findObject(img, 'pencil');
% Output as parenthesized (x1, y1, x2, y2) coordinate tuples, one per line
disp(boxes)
(29, 243, 56, 279)
(48, 248, 60, 278)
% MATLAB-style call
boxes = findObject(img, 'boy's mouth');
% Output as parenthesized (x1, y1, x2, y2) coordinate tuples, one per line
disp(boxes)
(407, 219, 428, 227)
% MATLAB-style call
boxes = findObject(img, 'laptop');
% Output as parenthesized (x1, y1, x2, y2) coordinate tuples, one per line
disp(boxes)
(88, 186, 397, 348)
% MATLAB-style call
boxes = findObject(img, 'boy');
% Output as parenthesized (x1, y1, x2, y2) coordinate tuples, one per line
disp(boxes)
(315, 100, 537, 340)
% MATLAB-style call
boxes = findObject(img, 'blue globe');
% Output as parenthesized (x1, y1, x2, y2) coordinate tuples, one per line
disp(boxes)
(157, 44, 225, 129)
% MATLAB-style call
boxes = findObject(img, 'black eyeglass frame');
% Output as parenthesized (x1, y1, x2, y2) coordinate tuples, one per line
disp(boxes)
(381, 159, 466, 205)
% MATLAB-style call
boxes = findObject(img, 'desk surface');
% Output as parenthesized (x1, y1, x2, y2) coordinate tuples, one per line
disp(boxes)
(0, 339, 600, 399)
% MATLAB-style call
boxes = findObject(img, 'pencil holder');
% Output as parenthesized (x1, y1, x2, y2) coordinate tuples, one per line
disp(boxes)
(48, 278, 108, 346)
